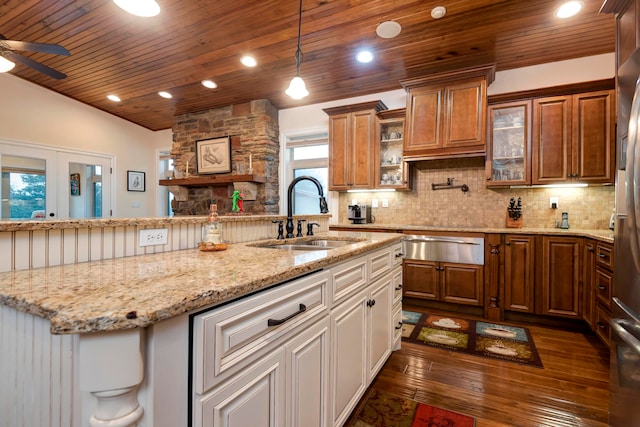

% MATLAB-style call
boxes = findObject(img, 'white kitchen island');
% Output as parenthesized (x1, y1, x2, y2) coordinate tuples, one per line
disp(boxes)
(0, 220, 403, 427)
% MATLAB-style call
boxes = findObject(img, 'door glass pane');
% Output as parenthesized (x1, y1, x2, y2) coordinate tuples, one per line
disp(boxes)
(69, 162, 103, 218)
(491, 106, 526, 182)
(1, 155, 46, 219)
(293, 168, 327, 214)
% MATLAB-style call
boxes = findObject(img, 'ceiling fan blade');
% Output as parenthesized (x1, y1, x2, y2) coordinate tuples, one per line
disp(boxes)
(0, 34, 70, 56)
(3, 51, 67, 80)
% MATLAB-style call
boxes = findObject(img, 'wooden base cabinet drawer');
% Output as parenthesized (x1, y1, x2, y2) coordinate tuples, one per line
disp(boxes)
(595, 303, 612, 346)
(595, 266, 613, 309)
(193, 271, 330, 394)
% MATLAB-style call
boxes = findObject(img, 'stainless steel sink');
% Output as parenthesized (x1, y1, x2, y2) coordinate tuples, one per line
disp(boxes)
(250, 238, 365, 251)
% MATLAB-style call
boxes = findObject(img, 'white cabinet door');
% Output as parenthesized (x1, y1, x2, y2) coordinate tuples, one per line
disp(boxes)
(196, 349, 286, 427)
(368, 275, 393, 382)
(285, 317, 330, 427)
(330, 289, 368, 427)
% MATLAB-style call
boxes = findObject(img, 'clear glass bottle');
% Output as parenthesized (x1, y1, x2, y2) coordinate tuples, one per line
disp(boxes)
(200, 203, 225, 251)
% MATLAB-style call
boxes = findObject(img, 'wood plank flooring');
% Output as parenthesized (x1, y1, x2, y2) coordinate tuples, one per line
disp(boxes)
(345, 307, 611, 427)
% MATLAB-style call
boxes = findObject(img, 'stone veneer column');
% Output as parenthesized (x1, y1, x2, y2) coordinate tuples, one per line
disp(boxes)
(171, 99, 280, 215)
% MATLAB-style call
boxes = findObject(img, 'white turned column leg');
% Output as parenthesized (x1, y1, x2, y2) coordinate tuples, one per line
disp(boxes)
(90, 386, 144, 427)
(79, 329, 145, 427)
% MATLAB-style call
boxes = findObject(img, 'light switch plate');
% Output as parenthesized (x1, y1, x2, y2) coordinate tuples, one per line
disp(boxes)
(139, 229, 168, 246)
(382, 199, 389, 208)
(371, 199, 379, 208)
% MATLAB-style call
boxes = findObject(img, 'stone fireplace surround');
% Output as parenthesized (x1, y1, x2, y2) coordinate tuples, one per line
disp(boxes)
(170, 99, 280, 216)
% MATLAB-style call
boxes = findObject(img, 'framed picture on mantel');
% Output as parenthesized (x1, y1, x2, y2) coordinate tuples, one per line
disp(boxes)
(196, 136, 232, 174)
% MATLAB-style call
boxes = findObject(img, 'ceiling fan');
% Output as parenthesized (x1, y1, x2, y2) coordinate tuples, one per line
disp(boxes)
(0, 34, 70, 80)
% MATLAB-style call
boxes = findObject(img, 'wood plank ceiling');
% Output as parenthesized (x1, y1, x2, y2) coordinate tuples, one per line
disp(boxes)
(0, 0, 615, 131)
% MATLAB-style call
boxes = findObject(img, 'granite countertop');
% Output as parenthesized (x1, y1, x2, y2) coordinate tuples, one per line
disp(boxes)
(0, 231, 403, 335)
(330, 223, 615, 244)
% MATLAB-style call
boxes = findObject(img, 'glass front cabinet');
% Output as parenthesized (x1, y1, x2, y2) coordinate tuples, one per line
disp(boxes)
(486, 101, 531, 187)
(376, 109, 410, 190)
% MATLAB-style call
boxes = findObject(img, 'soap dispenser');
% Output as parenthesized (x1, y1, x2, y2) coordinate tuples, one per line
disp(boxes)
(200, 203, 227, 251)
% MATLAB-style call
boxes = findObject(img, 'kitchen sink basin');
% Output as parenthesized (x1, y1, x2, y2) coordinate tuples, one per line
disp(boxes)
(250, 238, 366, 251)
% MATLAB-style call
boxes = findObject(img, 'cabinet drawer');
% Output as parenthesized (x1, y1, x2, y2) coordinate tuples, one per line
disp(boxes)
(370, 247, 393, 281)
(331, 256, 367, 305)
(595, 266, 613, 309)
(392, 268, 403, 306)
(391, 243, 403, 267)
(392, 304, 403, 346)
(595, 303, 611, 346)
(193, 271, 330, 394)
(595, 242, 614, 270)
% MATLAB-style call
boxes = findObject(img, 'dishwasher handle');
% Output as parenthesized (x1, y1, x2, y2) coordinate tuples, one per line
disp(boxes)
(404, 238, 480, 245)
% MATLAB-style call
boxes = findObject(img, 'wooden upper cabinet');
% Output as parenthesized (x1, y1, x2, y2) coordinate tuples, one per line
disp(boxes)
(532, 90, 614, 185)
(324, 101, 387, 191)
(532, 96, 572, 184)
(401, 64, 495, 160)
(572, 90, 615, 184)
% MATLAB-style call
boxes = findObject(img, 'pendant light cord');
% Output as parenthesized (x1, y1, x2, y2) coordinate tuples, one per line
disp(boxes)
(294, 0, 303, 76)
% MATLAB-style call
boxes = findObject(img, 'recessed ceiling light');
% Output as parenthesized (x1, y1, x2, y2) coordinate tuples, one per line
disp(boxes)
(201, 80, 217, 89)
(376, 21, 401, 39)
(158, 91, 172, 99)
(356, 50, 374, 63)
(241, 56, 257, 67)
(107, 94, 121, 102)
(113, 0, 160, 17)
(431, 6, 447, 19)
(555, 1, 583, 18)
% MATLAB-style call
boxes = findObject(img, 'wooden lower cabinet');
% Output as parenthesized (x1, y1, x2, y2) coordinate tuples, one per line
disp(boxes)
(540, 236, 582, 318)
(582, 240, 596, 328)
(403, 259, 484, 306)
(504, 235, 535, 313)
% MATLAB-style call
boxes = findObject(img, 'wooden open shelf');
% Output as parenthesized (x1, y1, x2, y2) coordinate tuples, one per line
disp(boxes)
(159, 174, 266, 187)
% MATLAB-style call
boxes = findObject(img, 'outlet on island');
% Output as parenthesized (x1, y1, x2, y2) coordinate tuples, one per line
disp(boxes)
(139, 228, 169, 247)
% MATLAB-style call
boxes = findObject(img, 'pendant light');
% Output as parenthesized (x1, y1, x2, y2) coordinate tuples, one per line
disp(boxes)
(285, 0, 309, 99)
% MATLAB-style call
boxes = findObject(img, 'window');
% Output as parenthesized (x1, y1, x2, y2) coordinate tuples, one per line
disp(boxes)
(286, 133, 328, 215)
(1, 157, 46, 219)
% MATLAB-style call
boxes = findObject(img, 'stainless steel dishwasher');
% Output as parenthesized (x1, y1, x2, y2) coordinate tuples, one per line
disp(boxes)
(402, 235, 485, 306)
(402, 235, 484, 265)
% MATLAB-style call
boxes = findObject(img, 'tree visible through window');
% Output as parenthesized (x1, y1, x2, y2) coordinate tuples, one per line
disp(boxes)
(4, 171, 46, 219)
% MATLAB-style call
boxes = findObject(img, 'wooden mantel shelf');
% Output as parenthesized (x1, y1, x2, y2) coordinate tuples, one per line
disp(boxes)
(159, 174, 266, 187)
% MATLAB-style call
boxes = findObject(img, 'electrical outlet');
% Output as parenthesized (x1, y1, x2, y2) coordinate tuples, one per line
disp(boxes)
(382, 199, 389, 208)
(139, 228, 168, 247)
(550, 197, 559, 209)
(371, 199, 379, 208)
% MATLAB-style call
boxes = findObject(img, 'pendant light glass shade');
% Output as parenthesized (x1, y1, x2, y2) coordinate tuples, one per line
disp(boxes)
(0, 56, 15, 73)
(286, 0, 309, 99)
(113, 0, 160, 17)
(286, 76, 309, 99)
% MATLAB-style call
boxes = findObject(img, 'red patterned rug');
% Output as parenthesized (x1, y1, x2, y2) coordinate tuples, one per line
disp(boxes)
(351, 389, 475, 427)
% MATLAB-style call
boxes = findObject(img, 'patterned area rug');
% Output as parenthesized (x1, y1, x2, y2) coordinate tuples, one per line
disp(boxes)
(402, 311, 543, 368)
(351, 389, 475, 427)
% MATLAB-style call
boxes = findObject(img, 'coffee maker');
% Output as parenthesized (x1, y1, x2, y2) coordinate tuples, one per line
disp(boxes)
(348, 204, 371, 224)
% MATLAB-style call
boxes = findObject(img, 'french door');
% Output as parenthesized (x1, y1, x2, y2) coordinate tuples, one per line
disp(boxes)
(0, 141, 112, 220)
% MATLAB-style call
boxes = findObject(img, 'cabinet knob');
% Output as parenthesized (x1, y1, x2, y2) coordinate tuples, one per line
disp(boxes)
(505, 242, 511, 246)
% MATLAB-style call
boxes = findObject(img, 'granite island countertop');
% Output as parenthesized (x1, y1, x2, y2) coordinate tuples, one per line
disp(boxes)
(0, 231, 403, 335)
(330, 223, 615, 243)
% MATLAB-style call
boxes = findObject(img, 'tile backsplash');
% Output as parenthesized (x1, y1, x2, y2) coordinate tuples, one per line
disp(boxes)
(338, 158, 615, 229)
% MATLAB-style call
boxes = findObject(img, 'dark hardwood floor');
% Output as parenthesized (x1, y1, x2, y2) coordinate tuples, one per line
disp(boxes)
(346, 307, 611, 427)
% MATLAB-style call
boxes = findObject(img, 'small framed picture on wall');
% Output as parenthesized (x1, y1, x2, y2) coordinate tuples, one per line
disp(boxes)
(127, 170, 146, 192)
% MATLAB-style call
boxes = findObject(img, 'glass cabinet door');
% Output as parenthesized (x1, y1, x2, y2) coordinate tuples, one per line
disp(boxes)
(487, 101, 531, 186)
(377, 110, 408, 189)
